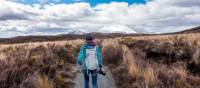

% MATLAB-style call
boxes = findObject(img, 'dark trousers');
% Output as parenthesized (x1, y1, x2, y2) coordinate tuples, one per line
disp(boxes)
(83, 69, 98, 88)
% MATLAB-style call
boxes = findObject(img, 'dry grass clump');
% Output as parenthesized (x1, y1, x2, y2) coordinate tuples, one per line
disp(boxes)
(102, 45, 123, 66)
(35, 74, 54, 88)
(0, 40, 80, 88)
(122, 34, 200, 73)
(1, 33, 200, 88)
(101, 39, 123, 67)
(122, 46, 158, 87)
(110, 44, 200, 88)
(107, 34, 200, 88)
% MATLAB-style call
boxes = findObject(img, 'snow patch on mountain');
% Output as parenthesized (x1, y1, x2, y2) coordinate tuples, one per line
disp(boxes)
(67, 25, 140, 34)
(98, 25, 137, 34)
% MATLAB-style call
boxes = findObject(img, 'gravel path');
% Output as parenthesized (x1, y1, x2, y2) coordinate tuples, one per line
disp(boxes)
(74, 68, 117, 88)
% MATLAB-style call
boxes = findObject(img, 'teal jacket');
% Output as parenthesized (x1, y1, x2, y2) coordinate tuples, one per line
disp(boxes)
(77, 42, 102, 70)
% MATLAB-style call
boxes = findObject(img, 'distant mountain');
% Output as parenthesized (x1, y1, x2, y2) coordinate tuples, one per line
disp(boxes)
(178, 26, 200, 33)
(0, 33, 152, 44)
(98, 25, 137, 34)
(1, 26, 200, 44)
(67, 25, 138, 34)
(67, 30, 86, 35)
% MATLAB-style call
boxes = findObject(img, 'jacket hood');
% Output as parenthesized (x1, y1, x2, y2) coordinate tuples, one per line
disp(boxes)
(84, 40, 96, 49)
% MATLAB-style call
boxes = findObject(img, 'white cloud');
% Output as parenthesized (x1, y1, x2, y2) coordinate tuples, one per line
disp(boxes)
(36, 0, 61, 4)
(0, 0, 200, 38)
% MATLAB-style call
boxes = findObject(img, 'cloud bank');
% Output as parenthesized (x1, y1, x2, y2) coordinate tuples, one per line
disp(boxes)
(0, 0, 200, 38)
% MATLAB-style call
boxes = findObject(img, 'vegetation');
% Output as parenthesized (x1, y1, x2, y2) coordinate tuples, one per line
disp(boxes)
(0, 33, 200, 88)
(110, 33, 200, 88)
(0, 40, 83, 88)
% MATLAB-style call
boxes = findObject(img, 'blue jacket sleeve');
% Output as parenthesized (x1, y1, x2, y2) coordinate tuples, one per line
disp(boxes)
(97, 46, 102, 67)
(77, 45, 85, 65)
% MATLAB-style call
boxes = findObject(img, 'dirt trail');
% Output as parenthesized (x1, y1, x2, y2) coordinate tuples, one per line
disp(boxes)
(74, 68, 117, 88)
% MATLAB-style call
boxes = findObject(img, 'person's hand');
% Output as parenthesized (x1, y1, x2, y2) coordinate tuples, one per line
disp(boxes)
(78, 62, 82, 65)
(99, 67, 106, 76)
(99, 65, 102, 69)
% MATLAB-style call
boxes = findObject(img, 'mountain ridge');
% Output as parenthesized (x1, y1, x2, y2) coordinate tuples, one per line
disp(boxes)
(0, 26, 200, 44)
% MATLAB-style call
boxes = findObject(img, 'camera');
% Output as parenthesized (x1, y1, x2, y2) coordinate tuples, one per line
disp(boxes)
(99, 68, 106, 76)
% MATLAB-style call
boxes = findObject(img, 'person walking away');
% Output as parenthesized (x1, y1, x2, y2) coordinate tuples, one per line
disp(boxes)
(77, 33, 102, 88)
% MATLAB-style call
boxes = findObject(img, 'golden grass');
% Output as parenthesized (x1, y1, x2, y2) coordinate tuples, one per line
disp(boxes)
(0, 33, 200, 88)
(114, 33, 200, 88)
(0, 52, 6, 60)
(123, 45, 158, 86)
(131, 33, 200, 41)
(0, 39, 81, 88)
(35, 74, 54, 88)
(122, 45, 140, 77)
(143, 66, 158, 86)
(173, 64, 188, 80)
(0, 39, 84, 50)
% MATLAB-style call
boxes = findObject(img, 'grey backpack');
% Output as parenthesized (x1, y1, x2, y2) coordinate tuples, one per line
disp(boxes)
(85, 46, 99, 70)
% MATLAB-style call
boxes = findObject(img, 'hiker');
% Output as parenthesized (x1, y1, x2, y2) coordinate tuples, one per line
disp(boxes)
(77, 33, 103, 88)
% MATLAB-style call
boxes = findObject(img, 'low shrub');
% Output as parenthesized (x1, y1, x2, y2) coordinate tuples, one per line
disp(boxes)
(102, 45, 123, 67)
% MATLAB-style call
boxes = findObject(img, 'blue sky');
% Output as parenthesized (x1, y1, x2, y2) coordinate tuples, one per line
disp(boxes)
(16, 0, 147, 6)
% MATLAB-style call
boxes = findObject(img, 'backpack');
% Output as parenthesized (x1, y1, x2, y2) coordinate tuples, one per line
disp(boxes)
(85, 46, 99, 70)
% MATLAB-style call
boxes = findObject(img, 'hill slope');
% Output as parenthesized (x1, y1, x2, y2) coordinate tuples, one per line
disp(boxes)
(0, 26, 200, 44)
(178, 26, 200, 33)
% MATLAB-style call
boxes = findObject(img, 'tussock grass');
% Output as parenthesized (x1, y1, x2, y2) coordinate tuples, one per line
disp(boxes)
(0, 40, 80, 88)
(1, 33, 200, 88)
(110, 33, 200, 88)
(36, 74, 54, 88)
